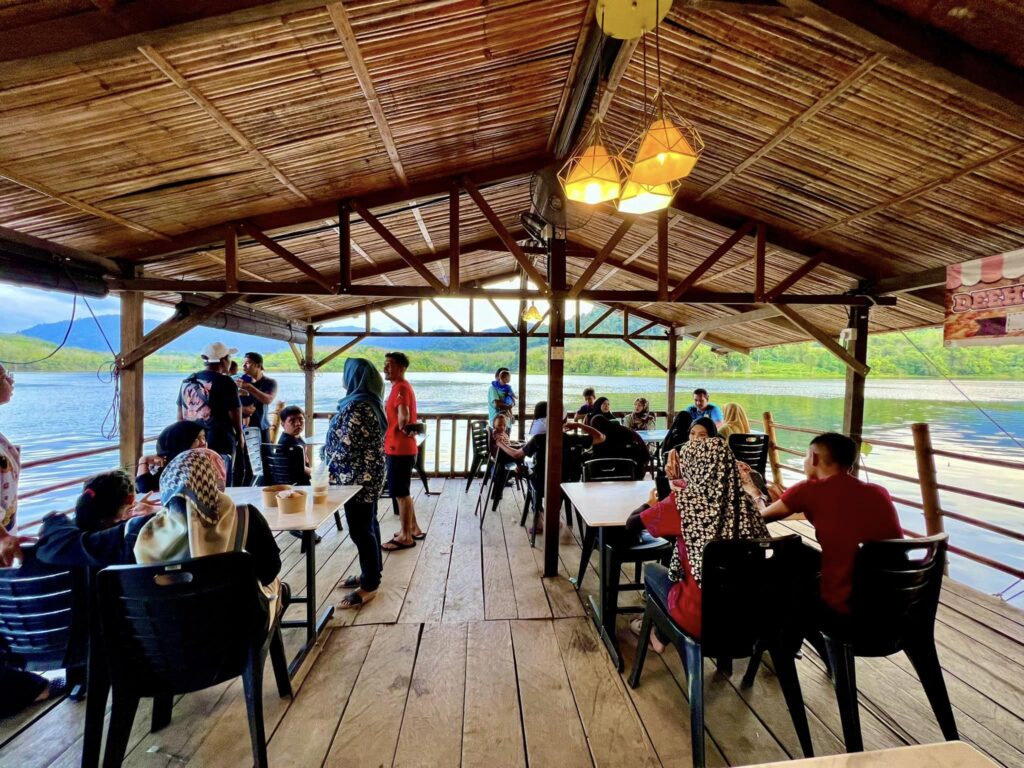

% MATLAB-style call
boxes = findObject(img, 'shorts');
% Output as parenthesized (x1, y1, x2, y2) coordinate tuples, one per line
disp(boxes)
(386, 454, 415, 498)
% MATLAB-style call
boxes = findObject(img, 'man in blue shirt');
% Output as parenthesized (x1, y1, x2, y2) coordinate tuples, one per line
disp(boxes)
(685, 388, 724, 427)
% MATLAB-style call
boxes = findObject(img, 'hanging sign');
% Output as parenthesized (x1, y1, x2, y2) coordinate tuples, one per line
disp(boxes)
(944, 248, 1024, 347)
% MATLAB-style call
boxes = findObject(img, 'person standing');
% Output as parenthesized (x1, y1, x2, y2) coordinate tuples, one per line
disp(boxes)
(685, 388, 724, 428)
(240, 352, 278, 444)
(0, 363, 21, 535)
(381, 352, 423, 550)
(487, 368, 516, 423)
(177, 342, 244, 483)
(322, 359, 387, 607)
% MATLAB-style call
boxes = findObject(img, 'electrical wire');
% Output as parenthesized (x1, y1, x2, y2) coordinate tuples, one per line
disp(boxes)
(0, 294, 78, 365)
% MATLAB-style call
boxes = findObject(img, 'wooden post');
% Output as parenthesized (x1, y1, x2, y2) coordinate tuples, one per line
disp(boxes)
(666, 331, 677, 424)
(763, 411, 783, 487)
(449, 182, 460, 294)
(304, 325, 315, 439)
(118, 284, 145, 471)
(339, 201, 351, 293)
(912, 422, 945, 537)
(544, 238, 567, 578)
(224, 225, 238, 294)
(657, 209, 668, 302)
(842, 304, 870, 474)
(517, 273, 528, 442)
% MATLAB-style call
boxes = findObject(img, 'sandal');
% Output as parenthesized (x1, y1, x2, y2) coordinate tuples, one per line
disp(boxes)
(381, 538, 416, 551)
(412, 532, 426, 541)
(338, 590, 377, 609)
(341, 575, 360, 589)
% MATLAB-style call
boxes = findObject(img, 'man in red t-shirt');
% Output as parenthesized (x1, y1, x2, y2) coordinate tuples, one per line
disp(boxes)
(381, 352, 423, 550)
(745, 432, 902, 614)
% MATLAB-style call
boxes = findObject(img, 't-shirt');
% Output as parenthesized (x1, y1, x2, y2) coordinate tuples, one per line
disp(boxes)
(248, 376, 277, 432)
(686, 403, 724, 423)
(487, 383, 505, 423)
(277, 432, 305, 448)
(781, 473, 903, 614)
(177, 370, 241, 454)
(384, 379, 418, 456)
(576, 403, 594, 417)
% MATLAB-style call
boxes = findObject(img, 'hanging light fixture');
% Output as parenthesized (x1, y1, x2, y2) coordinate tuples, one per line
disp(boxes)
(558, 8, 628, 206)
(616, 178, 675, 215)
(522, 302, 543, 323)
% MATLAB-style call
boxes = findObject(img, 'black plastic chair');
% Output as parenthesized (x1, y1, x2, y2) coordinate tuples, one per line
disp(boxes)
(630, 536, 815, 768)
(573, 458, 643, 589)
(94, 553, 291, 768)
(465, 420, 490, 492)
(520, 437, 580, 547)
(823, 534, 957, 752)
(243, 426, 264, 486)
(0, 544, 87, 699)
(263, 443, 341, 532)
(727, 433, 768, 477)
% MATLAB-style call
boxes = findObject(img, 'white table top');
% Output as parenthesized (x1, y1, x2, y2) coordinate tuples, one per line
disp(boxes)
(740, 742, 995, 768)
(561, 480, 654, 527)
(226, 485, 361, 531)
(635, 429, 668, 443)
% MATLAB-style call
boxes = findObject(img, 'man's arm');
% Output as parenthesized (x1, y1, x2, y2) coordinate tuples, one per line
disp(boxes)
(564, 421, 605, 445)
(242, 380, 276, 405)
(396, 404, 410, 431)
(757, 497, 791, 521)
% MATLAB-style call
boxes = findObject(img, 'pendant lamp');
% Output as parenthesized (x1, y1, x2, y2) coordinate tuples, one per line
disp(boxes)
(629, 95, 703, 186)
(522, 302, 543, 323)
(616, 176, 675, 215)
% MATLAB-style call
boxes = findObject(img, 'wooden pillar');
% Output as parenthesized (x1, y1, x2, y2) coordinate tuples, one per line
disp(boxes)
(339, 201, 351, 293)
(842, 304, 870, 475)
(666, 330, 677, 424)
(912, 422, 945, 538)
(118, 285, 145, 471)
(544, 238, 567, 577)
(762, 411, 783, 487)
(304, 324, 315, 438)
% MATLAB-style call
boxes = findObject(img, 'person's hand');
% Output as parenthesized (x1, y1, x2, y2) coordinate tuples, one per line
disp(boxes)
(646, 487, 659, 508)
(128, 492, 160, 517)
(0, 524, 31, 567)
(737, 463, 761, 500)
(665, 449, 681, 480)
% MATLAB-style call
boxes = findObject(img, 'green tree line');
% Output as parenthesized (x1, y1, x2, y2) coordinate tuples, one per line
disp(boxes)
(4, 328, 1024, 379)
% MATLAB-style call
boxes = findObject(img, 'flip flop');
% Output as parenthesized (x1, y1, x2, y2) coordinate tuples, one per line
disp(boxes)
(381, 539, 416, 551)
(341, 575, 360, 589)
(338, 590, 377, 609)
(412, 532, 426, 541)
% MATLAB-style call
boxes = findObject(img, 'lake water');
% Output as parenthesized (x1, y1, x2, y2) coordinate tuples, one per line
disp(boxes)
(5, 371, 1023, 605)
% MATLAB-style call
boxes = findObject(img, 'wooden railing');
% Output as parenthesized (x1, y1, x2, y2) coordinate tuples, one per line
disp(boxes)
(763, 411, 1024, 582)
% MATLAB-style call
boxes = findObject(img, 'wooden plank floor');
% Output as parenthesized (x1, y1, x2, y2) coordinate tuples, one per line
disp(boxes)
(2, 479, 1022, 767)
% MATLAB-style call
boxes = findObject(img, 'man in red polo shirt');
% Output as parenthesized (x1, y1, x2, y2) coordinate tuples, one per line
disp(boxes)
(381, 352, 423, 551)
(745, 432, 902, 614)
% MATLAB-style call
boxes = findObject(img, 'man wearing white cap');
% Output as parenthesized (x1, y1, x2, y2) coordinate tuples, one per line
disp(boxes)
(177, 342, 244, 474)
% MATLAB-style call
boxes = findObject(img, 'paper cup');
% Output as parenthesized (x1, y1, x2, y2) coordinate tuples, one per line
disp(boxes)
(261, 484, 292, 508)
(277, 490, 307, 515)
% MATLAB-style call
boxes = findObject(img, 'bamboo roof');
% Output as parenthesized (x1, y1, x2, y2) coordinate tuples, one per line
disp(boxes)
(1, 1, 1022, 351)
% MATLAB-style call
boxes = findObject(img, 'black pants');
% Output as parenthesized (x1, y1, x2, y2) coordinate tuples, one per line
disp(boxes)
(345, 499, 382, 592)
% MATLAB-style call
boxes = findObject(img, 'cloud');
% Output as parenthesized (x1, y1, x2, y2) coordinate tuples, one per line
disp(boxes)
(0, 285, 171, 333)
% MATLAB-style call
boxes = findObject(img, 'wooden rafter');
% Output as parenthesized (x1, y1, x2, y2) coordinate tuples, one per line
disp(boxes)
(696, 53, 885, 201)
(0, 165, 168, 239)
(116, 294, 240, 370)
(287, 341, 304, 369)
(315, 334, 367, 369)
(224, 226, 238, 294)
(568, 217, 635, 298)
(694, 255, 754, 287)
(463, 178, 549, 292)
(449, 184, 460, 294)
(595, 39, 640, 121)
(349, 200, 446, 293)
(487, 298, 517, 334)
(582, 306, 617, 335)
(379, 308, 415, 334)
(676, 332, 707, 372)
(623, 337, 668, 373)
(670, 221, 755, 301)
(775, 304, 870, 376)
(428, 298, 468, 334)
(528, 310, 550, 336)
(138, 45, 310, 203)
(410, 205, 436, 253)
(754, 223, 766, 302)
(763, 252, 827, 301)
(547, 0, 598, 153)
(590, 214, 684, 289)
(328, 2, 407, 185)
(238, 221, 336, 294)
(0, 226, 119, 274)
(679, 307, 783, 335)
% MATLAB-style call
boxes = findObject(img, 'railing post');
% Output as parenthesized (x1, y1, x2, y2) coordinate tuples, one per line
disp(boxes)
(763, 411, 783, 487)
(304, 325, 315, 439)
(912, 422, 945, 537)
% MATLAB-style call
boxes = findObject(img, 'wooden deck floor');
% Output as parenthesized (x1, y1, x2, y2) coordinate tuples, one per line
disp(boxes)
(2, 479, 1022, 767)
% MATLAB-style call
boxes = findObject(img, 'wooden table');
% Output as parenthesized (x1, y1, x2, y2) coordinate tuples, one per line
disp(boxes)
(741, 741, 995, 767)
(226, 485, 361, 676)
(561, 479, 654, 669)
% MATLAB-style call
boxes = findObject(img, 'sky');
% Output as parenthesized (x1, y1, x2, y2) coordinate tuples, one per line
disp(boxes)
(0, 281, 574, 335)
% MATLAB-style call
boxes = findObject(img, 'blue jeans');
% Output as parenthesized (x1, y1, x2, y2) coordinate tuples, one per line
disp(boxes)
(644, 563, 673, 644)
(345, 499, 382, 592)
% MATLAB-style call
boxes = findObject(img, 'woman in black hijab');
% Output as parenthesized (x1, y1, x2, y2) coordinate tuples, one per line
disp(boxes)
(135, 421, 206, 493)
(661, 410, 693, 459)
(591, 414, 649, 475)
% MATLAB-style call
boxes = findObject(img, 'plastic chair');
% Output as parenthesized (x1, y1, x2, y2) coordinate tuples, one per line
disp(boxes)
(94, 553, 291, 768)
(263, 443, 341, 532)
(573, 458, 642, 589)
(629, 536, 815, 768)
(0, 545, 87, 699)
(465, 420, 490, 492)
(727, 433, 768, 477)
(824, 534, 957, 752)
(243, 427, 264, 486)
(520, 438, 579, 547)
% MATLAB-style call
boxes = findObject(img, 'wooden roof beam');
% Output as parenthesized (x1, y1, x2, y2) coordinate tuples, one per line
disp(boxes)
(0, 225, 119, 274)
(775, 304, 869, 376)
(116, 294, 241, 370)
(327, 2, 407, 186)
(238, 221, 336, 294)
(349, 200, 446, 293)
(678, 306, 783, 335)
(568, 217, 635, 298)
(670, 221, 756, 301)
(778, 0, 1024, 124)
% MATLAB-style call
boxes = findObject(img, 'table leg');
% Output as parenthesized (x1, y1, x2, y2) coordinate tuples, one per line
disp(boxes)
(281, 529, 335, 677)
(587, 527, 623, 671)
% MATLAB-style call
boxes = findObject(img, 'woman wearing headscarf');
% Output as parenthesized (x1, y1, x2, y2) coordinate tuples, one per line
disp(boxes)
(590, 414, 649, 476)
(134, 449, 281, 595)
(587, 396, 612, 425)
(661, 411, 693, 459)
(626, 437, 769, 649)
(322, 358, 387, 609)
(623, 397, 657, 431)
(717, 402, 751, 441)
(135, 421, 207, 493)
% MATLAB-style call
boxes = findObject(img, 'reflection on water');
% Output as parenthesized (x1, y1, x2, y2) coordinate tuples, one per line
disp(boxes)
(6, 372, 1023, 605)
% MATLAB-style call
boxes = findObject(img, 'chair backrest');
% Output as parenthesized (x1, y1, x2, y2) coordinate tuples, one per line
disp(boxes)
(0, 545, 87, 673)
(97, 552, 268, 697)
(728, 433, 768, 476)
(261, 443, 309, 486)
(700, 535, 818, 659)
(582, 457, 637, 482)
(847, 534, 947, 656)
(243, 427, 264, 481)
(470, 421, 489, 460)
